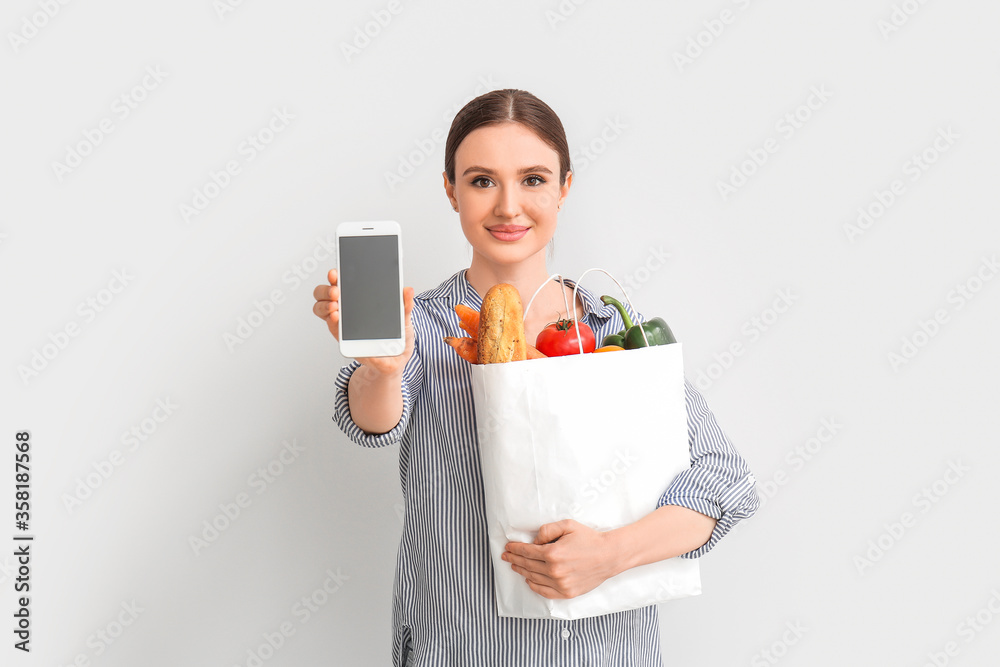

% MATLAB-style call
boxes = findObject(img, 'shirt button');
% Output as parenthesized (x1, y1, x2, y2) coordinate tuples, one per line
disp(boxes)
(561, 628, 571, 640)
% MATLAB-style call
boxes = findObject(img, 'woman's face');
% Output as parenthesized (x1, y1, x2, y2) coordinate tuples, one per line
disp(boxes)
(446, 122, 571, 266)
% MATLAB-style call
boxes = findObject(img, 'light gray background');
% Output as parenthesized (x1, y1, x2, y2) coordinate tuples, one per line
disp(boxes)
(3, 1, 999, 665)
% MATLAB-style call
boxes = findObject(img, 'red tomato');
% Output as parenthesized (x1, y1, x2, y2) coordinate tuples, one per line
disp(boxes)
(535, 319, 596, 357)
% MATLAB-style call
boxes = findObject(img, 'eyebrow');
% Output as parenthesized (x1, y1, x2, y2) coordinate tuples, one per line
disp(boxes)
(461, 165, 554, 177)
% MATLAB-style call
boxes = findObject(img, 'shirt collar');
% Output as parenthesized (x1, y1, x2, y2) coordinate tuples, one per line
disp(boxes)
(455, 268, 615, 322)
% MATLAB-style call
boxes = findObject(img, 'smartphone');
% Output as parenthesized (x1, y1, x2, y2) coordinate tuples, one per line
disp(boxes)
(335, 220, 406, 358)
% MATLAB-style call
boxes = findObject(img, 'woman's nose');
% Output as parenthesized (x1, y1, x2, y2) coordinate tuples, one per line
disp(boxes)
(494, 185, 522, 219)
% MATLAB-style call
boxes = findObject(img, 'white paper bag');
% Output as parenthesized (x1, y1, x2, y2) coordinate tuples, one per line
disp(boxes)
(469, 271, 700, 620)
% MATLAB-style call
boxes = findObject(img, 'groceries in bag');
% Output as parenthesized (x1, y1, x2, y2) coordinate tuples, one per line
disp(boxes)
(443, 282, 675, 363)
(443, 285, 546, 363)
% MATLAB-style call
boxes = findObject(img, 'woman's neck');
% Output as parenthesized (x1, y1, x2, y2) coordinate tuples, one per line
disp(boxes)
(465, 253, 583, 335)
(465, 254, 556, 309)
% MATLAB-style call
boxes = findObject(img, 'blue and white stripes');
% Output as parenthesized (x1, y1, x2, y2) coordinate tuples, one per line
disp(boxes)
(333, 268, 757, 666)
(660, 382, 759, 559)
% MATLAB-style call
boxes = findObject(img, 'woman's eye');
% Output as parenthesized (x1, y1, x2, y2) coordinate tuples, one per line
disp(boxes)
(470, 175, 545, 187)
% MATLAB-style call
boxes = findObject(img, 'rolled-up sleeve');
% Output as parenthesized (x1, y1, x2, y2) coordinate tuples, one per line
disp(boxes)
(657, 378, 758, 558)
(332, 342, 423, 449)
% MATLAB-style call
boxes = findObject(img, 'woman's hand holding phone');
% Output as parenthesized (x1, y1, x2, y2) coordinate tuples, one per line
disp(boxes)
(312, 268, 415, 378)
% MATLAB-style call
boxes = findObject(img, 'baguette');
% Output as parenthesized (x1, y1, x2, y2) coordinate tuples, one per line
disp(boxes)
(477, 283, 528, 364)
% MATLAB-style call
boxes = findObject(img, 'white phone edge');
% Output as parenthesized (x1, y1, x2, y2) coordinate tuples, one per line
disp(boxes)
(335, 220, 406, 358)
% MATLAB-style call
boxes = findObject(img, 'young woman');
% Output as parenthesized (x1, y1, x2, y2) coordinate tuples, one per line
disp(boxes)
(313, 89, 758, 666)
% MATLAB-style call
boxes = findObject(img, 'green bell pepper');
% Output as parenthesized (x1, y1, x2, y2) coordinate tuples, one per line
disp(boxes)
(600, 295, 676, 349)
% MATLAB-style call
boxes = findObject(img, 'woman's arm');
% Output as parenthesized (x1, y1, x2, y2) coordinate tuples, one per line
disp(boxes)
(348, 364, 405, 435)
(331, 286, 424, 445)
(608, 504, 717, 570)
(501, 507, 715, 600)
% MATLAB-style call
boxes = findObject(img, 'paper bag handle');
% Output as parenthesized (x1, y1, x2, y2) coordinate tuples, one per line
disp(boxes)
(523, 268, 650, 355)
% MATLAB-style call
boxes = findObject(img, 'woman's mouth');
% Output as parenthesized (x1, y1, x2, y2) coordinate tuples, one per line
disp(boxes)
(488, 225, 528, 242)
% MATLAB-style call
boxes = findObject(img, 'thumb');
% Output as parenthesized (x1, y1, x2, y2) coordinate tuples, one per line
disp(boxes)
(402, 286, 416, 354)
(535, 520, 572, 545)
(403, 286, 414, 319)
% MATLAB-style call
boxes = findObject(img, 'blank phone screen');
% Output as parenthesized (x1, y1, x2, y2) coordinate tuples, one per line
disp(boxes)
(339, 235, 401, 341)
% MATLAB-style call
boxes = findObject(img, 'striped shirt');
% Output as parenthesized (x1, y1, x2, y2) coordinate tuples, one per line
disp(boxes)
(332, 268, 758, 666)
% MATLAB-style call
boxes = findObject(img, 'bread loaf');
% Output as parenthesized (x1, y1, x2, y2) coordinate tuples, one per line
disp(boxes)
(477, 283, 527, 364)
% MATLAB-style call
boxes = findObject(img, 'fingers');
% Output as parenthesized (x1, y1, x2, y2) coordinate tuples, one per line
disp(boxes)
(312, 278, 339, 342)
(505, 554, 563, 598)
(508, 561, 557, 589)
(312, 283, 340, 302)
(312, 298, 337, 319)
(504, 542, 546, 563)
(535, 520, 572, 545)
(525, 579, 564, 600)
(310, 269, 339, 316)
(312, 268, 342, 339)
(312, 281, 340, 326)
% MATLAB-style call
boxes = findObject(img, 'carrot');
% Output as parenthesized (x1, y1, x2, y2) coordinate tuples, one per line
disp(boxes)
(526, 344, 547, 359)
(454, 304, 480, 339)
(592, 345, 625, 353)
(443, 336, 479, 364)
(445, 336, 545, 363)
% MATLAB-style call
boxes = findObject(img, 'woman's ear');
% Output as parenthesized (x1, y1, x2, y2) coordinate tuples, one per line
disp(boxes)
(558, 170, 573, 209)
(443, 171, 458, 211)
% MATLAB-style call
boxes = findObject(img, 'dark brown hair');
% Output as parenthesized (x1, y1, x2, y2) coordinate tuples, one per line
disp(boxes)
(444, 89, 572, 186)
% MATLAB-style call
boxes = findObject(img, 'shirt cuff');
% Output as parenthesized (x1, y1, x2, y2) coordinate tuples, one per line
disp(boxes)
(332, 359, 412, 448)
